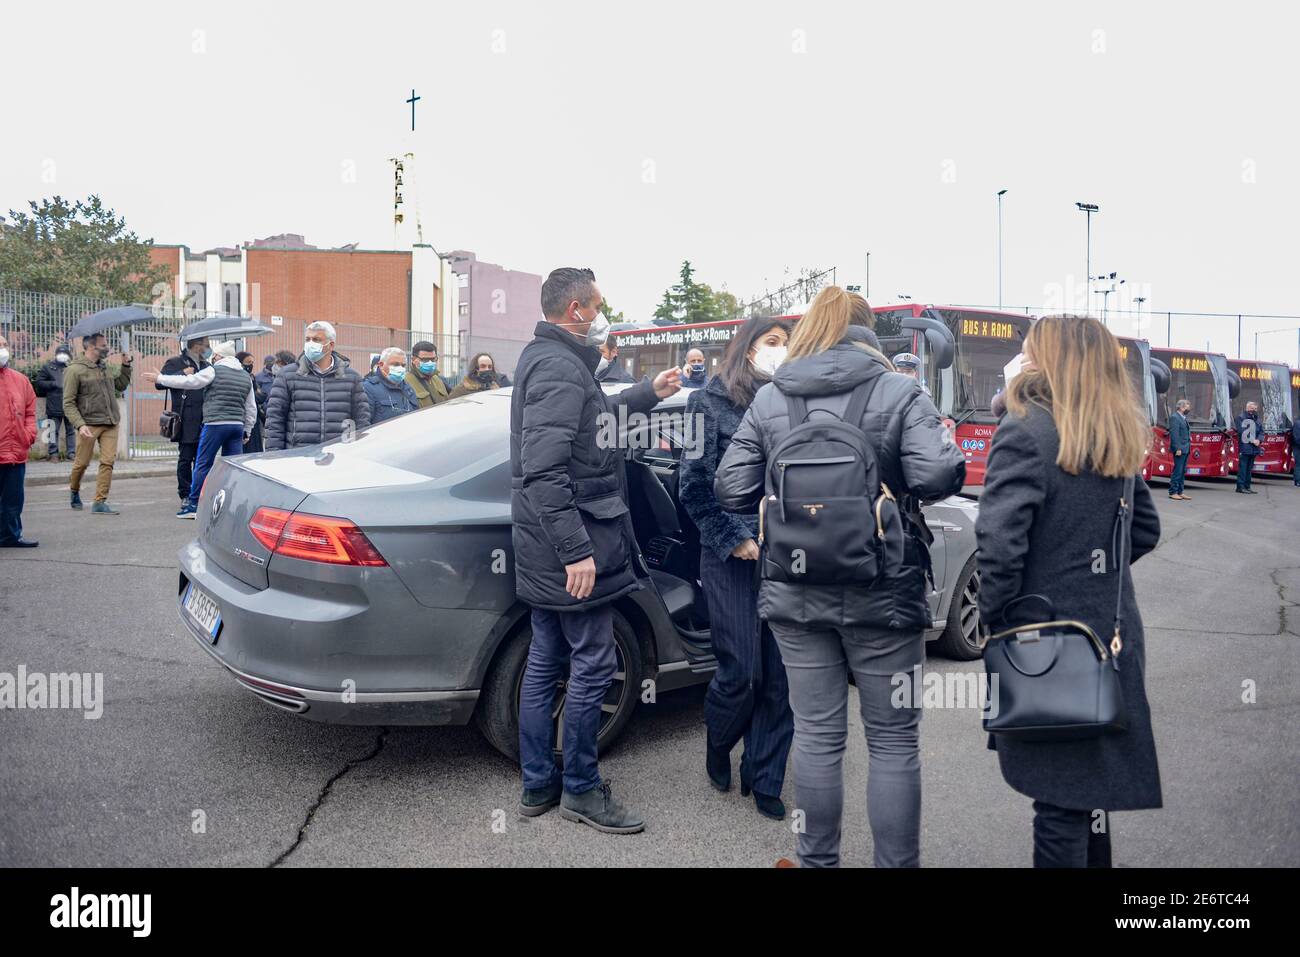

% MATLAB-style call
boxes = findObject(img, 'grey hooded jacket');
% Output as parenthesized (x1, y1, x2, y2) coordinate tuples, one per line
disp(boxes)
(714, 339, 965, 630)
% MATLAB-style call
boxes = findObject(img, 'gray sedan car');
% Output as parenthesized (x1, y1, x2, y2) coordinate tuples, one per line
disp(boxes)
(175, 385, 982, 759)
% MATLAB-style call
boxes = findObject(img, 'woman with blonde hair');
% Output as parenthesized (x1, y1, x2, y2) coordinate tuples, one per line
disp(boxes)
(977, 313, 1163, 867)
(715, 286, 965, 866)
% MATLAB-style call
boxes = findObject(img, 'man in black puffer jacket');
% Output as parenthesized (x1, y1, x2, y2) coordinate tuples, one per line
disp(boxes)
(511, 267, 680, 835)
(264, 321, 370, 450)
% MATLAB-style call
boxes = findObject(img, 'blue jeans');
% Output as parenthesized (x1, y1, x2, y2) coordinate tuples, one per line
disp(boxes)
(188, 423, 244, 506)
(1169, 450, 1188, 495)
(1236, 454, 1256, 491)
(0, 463, 25, 544)
(518, 605, 616, 795)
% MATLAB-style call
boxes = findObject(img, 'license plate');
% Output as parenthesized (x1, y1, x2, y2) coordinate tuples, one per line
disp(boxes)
(1188, 468, 1201, 475)
(183, 583, 222, 642)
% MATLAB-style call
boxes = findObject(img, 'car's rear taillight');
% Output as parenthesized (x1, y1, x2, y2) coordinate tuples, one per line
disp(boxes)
(248, 507, 387, 567)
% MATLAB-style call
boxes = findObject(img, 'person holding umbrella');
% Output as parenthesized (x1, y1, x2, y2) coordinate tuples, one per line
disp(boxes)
(147, 340, 257, 519)
(63, 333, 132, 514)
(156, 333, 212, 503)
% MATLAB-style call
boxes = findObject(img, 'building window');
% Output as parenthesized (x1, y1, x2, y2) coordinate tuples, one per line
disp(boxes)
(223, 283, 241, 316)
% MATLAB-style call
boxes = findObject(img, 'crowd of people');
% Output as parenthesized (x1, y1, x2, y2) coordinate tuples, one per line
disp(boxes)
(507, 270, 1172, 868)
(0, 276, 1286, 869)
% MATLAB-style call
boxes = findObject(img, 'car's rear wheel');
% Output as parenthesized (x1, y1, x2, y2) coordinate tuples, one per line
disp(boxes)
(933, 554, 983, 660)
(475, 610, 644, 762)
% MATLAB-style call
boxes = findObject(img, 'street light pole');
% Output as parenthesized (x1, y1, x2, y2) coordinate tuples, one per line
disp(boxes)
(1076, 202, 1099, 313)
(997, 189, 1007, 308)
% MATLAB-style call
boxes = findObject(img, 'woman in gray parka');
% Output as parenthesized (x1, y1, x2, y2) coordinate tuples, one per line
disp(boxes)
(715, 287, 965, 867)
(977, 313, 1162, 868)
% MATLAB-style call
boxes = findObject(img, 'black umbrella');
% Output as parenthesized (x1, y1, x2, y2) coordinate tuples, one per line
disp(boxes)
(177, 315, 273, 343)
(65, 305, 156, 340)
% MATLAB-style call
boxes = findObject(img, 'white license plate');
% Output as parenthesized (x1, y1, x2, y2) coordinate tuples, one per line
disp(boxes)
(183, 583, 222, 642)
(1188, 468, 1201, 475)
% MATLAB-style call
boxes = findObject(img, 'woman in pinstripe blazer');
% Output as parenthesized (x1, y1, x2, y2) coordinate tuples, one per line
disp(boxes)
(677, 316, 794, 820)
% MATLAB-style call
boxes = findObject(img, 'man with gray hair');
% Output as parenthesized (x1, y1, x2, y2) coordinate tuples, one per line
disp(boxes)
(361, 346, 419, 424)
(1167, 397, 1192, 500)
(264, 320, 370, 450)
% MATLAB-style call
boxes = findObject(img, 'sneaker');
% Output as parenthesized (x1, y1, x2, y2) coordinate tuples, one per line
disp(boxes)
(90, 502, 119, 514)
(560, 781, 645, 834)
(70, 491, 83, 510)
(176, 504, 198, 519)
(518, 779, 562, 817)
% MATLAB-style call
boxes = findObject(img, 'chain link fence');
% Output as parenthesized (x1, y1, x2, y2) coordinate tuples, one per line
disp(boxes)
(1, 287, 526, 461)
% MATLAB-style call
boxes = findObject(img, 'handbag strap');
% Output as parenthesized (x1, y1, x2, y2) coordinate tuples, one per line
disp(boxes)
(1109, 475, 1136, 656)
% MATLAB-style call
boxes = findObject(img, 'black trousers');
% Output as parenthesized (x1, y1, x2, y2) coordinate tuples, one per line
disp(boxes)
(176, 442, 198, 500)
(47, 414, 76, 456)
(700, 547, 794, 796)
(1032, 800, 1112, 868)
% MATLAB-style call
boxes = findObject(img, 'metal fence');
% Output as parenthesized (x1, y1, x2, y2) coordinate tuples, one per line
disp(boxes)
(0, 287, 525, 460)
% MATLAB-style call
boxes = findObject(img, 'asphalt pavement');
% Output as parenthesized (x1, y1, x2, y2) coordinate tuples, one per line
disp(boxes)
(1, 472, 1296, 867)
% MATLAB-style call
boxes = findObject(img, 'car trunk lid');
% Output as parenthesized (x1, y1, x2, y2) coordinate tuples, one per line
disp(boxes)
(196, 457, 309, 590)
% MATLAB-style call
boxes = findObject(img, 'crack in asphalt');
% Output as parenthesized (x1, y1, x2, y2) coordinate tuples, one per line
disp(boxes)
(270, 727, 390, 868)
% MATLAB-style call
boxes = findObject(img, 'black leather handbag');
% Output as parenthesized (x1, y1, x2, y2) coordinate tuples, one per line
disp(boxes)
(980, 475, 1134, 742)
(159, 389, 182, 442)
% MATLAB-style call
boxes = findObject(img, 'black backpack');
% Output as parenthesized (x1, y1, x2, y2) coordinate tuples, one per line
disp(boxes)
(758, 377, 906, 585)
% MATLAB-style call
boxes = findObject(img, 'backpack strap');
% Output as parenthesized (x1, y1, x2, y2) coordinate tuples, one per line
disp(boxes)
(779, 374, 880, 429)
(841, 375, 880, 429)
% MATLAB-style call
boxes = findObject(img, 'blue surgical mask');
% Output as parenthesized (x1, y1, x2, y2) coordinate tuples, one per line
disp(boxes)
(304, 341, 326, 361)
(419, 360, 436, 374)
(387, 366, 407, 384)
(201, 348, 213, 360)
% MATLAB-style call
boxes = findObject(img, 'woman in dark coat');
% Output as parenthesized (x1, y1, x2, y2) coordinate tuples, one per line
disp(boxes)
(678, 316, 794, 820)
(977, 313, 1163, 868)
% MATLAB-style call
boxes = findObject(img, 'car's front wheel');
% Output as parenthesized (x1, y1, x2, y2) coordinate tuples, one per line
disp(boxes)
(475, 610, 645, 762)
(933, 554, 983, 660)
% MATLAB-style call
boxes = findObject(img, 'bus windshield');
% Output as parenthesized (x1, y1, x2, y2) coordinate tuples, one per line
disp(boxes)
(1230, 361, 1293, 433)
(1118, 339, 1155, 423)
(1154, 350, 1230, 429)
(930, 310, 1028, 423)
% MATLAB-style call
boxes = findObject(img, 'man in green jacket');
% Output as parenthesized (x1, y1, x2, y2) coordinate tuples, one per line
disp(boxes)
(63, 333, 132, 513)
(405, 340, 449, 408)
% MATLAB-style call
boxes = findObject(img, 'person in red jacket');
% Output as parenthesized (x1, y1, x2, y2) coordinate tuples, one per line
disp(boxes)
(0, 333, 39, 547)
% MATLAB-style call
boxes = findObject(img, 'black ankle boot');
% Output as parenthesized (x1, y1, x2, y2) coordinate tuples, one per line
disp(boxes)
(706, 740, 731, 792)
(752, 791, 786, 820)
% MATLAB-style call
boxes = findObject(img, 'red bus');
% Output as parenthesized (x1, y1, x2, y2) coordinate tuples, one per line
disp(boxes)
(875, 305, 1030, 486)
(1150, 347, 1237, 480)
(1226, 359, 1295, 476)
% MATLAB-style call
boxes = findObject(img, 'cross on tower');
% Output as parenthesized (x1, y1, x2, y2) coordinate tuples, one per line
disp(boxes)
(406, 88, 421, 131)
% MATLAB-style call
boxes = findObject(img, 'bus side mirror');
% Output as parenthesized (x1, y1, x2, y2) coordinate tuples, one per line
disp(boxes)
(901, 316, 955, 370)
(1226, 369, 1241, 399)
(1150, 358, 1171, 394)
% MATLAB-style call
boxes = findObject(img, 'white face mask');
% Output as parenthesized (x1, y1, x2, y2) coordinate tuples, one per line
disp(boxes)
(0, 348, 9, 368)
(596, 356, 612, 374)
(1003, 352, 1025, 385)
(751, 344, 787, 376)
(56, 353, 70, 364)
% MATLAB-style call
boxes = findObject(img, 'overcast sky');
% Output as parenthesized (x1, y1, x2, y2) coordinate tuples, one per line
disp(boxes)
(4, 1, 1298, 362)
